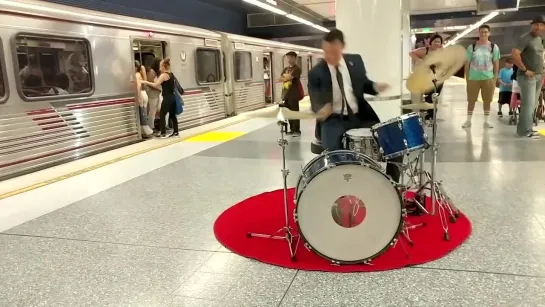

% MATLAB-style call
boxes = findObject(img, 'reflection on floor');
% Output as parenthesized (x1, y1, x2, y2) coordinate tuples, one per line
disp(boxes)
(1, 79, 545, 306)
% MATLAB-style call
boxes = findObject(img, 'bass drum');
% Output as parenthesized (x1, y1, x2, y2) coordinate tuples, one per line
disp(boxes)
(294, 150, 403, 264)
(295, 150, 382, 201)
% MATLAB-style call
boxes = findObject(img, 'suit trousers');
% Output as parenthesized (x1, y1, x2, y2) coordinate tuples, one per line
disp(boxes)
(320, 114, 402, 183)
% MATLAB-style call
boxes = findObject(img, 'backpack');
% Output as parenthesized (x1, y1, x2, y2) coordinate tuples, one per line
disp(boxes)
(470, 42, 496, 59)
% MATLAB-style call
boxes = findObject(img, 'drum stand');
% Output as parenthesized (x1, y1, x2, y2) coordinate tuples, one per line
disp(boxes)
(246, 121, 300, 261)
(413, 67, 460, 241)
(395, 157, 426, 247)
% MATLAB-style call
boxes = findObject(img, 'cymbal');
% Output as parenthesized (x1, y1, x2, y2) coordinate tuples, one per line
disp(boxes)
(401, 103, 448, 110)
(406, 45, 466, 93)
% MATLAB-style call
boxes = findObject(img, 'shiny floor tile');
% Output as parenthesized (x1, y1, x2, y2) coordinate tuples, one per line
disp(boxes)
(278, 269, 545, 307)
(0, 234, 212, 307)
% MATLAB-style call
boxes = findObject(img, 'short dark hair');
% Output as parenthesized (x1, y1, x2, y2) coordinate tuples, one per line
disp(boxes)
(323, 29, 345, 45)
(505, 58, 513, 64)
(286, 51, 297, 57)
(479, 24, 490, 31)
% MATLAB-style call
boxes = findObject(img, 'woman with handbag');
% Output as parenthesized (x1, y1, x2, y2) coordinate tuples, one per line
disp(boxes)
(142, 57, 181, 139)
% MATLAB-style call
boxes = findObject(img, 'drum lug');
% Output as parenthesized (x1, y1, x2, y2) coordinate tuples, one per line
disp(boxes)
(403, 139, 408, 148)
(398, 122, 403, 130)
(304, 242, 312, 251)
(423, 133, 428, 140)
(293, 211, 298, 222)
(379, 147, 384, 154)
(331, 260, 340, 266)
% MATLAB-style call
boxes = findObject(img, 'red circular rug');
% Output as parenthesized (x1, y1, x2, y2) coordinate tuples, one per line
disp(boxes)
(214, 188, 472, 272)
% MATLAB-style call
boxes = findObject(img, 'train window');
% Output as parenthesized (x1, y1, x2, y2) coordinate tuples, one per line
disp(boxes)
(0, 39, 6, 103)
(15, 35, 93, 99)
(234, 51, 252, 81)
(196, 48, 221, 84)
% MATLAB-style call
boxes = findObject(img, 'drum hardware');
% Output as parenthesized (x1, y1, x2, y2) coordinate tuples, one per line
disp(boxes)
(410, 66, 460, 241)
(247, 120, 300, 261)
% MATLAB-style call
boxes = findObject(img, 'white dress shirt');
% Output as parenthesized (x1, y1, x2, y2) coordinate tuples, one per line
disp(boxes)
(327, 57, 359, 115)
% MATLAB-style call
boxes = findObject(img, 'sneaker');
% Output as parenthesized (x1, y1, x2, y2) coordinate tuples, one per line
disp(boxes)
(497, 111, 503, 117)
(160, 134, 169, 139)
(526, 131, 540, 139)
(292, 131, 301, 138)
(462, 121, 471, 128)
(509, 111, 513, 116)
(483, 122, 493, 129)
(286, 131, 294, 135)
(169, 132, 179, 138)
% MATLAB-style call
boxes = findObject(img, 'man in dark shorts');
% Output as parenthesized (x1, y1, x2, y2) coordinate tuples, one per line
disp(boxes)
(497, 58, 514, 117)
(280, 51, 302, 137)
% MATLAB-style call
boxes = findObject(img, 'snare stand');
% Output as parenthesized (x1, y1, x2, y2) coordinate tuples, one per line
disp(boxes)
(247, 120, 300, 261)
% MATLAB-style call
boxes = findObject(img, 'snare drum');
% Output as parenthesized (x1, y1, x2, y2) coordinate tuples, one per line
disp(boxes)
(371, 113, 426, 160)
(343, 128, 382, 161)
(294, 150, 403, 264)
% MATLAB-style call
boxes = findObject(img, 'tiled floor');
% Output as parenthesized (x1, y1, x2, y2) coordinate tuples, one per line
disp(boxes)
(2, 80, 545, 306)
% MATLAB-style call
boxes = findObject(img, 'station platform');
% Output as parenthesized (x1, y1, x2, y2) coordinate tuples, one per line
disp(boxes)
(1, 78, 545, 306)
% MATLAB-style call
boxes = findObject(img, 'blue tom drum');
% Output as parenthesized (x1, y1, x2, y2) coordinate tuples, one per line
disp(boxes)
(371, 112, 426, 160)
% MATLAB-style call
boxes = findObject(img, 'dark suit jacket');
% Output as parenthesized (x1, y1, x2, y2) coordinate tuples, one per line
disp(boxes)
(308, 54, 380, 123)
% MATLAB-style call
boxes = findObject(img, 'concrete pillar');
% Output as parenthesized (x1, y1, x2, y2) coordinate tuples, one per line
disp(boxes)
(336, 0, 403, 121)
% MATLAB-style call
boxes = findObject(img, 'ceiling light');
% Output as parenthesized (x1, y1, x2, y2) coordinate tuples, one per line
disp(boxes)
(312, 24, 330, 32)
(286, 14, 312, 25)
(445, 12, 499, 46)
(243, 0, 286, 15)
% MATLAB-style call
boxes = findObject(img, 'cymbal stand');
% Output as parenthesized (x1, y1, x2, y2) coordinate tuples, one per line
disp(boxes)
(247, 121, 300, 261)
(413, 66, 460, 240)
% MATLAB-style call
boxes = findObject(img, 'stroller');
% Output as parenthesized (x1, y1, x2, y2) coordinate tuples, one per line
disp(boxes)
(509, 80, 521, 125)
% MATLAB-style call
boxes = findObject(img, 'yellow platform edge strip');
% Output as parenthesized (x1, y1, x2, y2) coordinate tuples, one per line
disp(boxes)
(0, 118, 251, 200)
(185, 131, 245, 142)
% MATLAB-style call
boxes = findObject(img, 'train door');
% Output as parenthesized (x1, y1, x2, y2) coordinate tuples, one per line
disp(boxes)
(263, 52, 272, 104)
(131, 39, 167, 135)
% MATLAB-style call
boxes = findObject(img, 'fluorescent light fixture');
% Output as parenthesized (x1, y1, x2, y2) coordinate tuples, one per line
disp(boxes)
(286, 14, 312, 25)
(243, 0, 286, 15)
(243, 0, 329, 33)
(312, 24, 330, 32)
(445, 11, 499, 46)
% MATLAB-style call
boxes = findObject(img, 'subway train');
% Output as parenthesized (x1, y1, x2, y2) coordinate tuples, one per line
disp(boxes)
(0, 0, 323, 180)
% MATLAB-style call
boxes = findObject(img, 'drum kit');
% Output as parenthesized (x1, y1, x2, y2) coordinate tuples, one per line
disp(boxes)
(247, 45, 467, 265)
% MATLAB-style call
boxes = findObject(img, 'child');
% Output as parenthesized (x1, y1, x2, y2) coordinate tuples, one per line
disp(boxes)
(497, 59, 514, 117)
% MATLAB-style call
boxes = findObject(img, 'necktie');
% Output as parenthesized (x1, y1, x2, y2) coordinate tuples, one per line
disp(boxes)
(335, 65, 353, 116)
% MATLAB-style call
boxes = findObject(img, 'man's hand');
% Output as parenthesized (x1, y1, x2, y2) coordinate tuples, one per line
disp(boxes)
(375, 82, 390, 93)
(525, 70, 536, 79)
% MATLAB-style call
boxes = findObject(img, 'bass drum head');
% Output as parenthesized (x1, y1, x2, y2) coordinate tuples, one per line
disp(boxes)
(296, 164, 402, 263)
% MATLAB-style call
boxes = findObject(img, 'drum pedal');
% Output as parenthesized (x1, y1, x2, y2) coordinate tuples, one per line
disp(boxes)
(405, 196, 425, 216)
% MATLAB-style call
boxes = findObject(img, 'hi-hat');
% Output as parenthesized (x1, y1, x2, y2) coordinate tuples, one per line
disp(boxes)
(406, 45, 466, 93)
(401, 103, 448, 110)
(246, 105, 319, 120)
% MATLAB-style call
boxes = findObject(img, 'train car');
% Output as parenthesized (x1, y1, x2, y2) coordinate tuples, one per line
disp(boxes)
(220, 33, 323, 114)
(0, 0, 323, 180)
